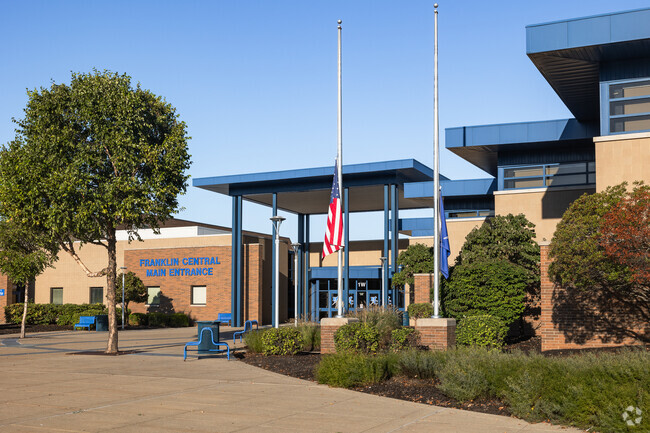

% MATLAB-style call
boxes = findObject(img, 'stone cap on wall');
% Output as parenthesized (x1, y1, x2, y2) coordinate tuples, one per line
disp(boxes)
(416, 318, 456, 327)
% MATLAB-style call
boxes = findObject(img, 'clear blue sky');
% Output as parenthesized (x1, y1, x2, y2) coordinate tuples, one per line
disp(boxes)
(1, 1, 648, 241)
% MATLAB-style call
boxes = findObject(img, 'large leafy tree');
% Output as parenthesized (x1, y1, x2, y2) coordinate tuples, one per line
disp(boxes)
(549, 183, 649, 343)
(443, 214, 540, 327)
(0, 70, 191, 353)
(0, 220, 58, 339)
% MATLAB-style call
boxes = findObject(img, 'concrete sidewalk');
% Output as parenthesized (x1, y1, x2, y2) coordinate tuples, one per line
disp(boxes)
(0, 327, 583, 433)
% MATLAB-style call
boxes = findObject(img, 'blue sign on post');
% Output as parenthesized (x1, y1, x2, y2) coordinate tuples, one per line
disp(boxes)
(0, 289, 4, 296)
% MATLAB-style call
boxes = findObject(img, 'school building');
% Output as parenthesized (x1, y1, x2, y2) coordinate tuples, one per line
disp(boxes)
(1, 8, 648, 348)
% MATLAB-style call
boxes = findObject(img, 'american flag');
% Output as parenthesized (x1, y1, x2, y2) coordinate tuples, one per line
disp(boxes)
(322, 160, 343, 258)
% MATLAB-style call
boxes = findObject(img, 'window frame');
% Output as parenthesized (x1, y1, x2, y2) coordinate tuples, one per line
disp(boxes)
(147, 286, 161, 306)
(498, 162, 595, 190)
(89, 287, 104, 304)
(600, 77, 650, 135)
(191, 285, 207, 306)
(50, 287, 63, 305)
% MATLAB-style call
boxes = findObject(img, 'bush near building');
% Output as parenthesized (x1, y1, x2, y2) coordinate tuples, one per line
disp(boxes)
(407, 302, 433, 319)
(455, 315, 507, 349)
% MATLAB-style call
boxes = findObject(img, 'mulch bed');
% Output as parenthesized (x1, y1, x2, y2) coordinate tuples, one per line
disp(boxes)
(237, 352, 510, 416)
(237, 336, 648, 417)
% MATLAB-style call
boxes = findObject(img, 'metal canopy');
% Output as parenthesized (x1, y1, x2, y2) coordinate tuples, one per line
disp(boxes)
(193, 159, 435, 215)
(526, 7, 650, 121)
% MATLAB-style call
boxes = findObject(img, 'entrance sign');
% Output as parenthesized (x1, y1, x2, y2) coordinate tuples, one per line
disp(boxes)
(139, 256, 221, 278)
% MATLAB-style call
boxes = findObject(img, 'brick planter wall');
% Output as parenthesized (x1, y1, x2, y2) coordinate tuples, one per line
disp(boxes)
(415, 318, 456, 350)
(540, 244, 644, 351)
(320, 317, 359, 354)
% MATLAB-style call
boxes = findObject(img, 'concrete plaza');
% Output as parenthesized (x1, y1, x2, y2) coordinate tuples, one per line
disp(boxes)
(0, 327, 583, 432)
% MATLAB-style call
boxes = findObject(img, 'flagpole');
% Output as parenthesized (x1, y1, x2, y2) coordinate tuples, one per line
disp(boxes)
(336, 19, 344, 318)
(432, 3, 441, 318)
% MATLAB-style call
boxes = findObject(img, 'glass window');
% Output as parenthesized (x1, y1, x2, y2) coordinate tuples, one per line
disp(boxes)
(191, 286, 206, 305)
(609, 80, 650, 99)
(478, 210, 495, 217)
(503, 166, 543, 178)
(610, 114, 650, 133)
(547, 174, 588, 186)
(90, 287, 103, 304)
(51, 288, 63, 305)
(610, 98, 650, 116)
(504, 178, 544, 189)
(147, 287, 161, 306)
(546, 163, 585, 175)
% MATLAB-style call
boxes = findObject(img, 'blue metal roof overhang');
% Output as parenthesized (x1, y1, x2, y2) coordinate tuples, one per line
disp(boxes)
(527, 7, 650, 121)
(193, 159, 435, 215)
(445, 118, 598, 175)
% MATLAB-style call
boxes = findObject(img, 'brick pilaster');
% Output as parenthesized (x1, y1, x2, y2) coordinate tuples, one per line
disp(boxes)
(415, 318, 456, 350)
(413, 273, 433, 305)
(320, 317, 359, 354)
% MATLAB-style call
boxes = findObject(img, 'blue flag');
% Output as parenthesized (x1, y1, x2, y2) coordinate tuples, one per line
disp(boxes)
(440, 196, 451, 279)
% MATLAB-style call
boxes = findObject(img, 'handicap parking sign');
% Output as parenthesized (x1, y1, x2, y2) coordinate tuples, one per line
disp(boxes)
(0, 289, 4, 296)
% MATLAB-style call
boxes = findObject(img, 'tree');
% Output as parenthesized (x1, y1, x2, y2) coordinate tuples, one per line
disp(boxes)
(391, 243, 434, 288)
(442, 214, 540, 328)
(549, 183, 648, 343)
(0, 70, 191, 353)
(600, 182, 649, 286)
(115, 271, 147, 320)
(455, 214, 540, 288)
(0, 220, 58, 338)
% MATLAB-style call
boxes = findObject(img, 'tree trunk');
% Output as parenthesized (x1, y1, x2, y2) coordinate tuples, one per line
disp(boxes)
(20, 281, 28, 339)
(105, 228, 119, 353)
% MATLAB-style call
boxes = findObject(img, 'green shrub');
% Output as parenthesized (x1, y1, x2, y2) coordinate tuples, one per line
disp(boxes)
(348, 307, 401, 350)
(297, 322, 320, 351)
(244, 329, 266, 353)
(261, 327, 302, 356)
(443, 259, 528, 327)
(167, 313, 190, 327)
(407, 303, 433, 319)
(456, 315, 507, 348)
(334, 322, 380, 354)
(147, 312, 166, 327)
(128, 312, 148, 326)
(316, 352, 399, 388)
(390, 327, 418, 352)
(4, 303, 110, 326)
(397, 349, 447, 379)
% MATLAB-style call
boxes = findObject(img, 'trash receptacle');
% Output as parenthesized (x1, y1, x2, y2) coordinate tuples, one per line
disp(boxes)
(95, 314, 108, 332)
(196, 321, 221, 354)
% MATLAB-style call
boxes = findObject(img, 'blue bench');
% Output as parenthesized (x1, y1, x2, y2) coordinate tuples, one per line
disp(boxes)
(233, 320, 259, 343)
(184, 327, 230, 361)
(74, 316, 96, 330)
(217, 313, 232, 326)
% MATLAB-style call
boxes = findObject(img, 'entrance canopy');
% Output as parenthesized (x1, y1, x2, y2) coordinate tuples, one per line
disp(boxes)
(193, 159, 436, 214)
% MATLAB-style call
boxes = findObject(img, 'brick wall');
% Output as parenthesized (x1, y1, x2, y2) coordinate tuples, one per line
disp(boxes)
(125, 245, 263, 323)
(415, 318, 456, 350)
(539, 244, 644, 351)
(413, 273, 433, 304)
(320, 317, 359, 354)
(0, 275, 11, 324)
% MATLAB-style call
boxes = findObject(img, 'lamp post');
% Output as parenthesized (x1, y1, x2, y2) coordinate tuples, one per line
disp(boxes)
(379, 257, 387, 307)
(290, 243, 300, 327)
(270, 215, 285, 328)
(119, 266, 127, 330)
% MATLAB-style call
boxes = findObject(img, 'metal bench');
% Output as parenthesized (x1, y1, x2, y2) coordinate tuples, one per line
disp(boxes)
(233, 320, 259, 343)
(74, 316, 96, 330)
(183, 327, 230, 361)
(217, 313, 232, 326)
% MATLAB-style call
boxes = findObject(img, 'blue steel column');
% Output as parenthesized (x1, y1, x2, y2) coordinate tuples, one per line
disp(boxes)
(236, 196, 244, 326)
(344, 187, 349, 314)
(271, 193, 278, 327)
(305, 215, 311, 320)
(231, 196, 238, 326)
(391, 184, 398, 308)
(383, 184, 389, 307)
(297, 214, 304, 320)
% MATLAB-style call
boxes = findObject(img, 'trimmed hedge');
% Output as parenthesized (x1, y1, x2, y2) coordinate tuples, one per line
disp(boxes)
(390, 327, 419, 352)
(456, 315, 507, 349)
(261, 327, 302, 355)
(334, 322, 380, 354)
